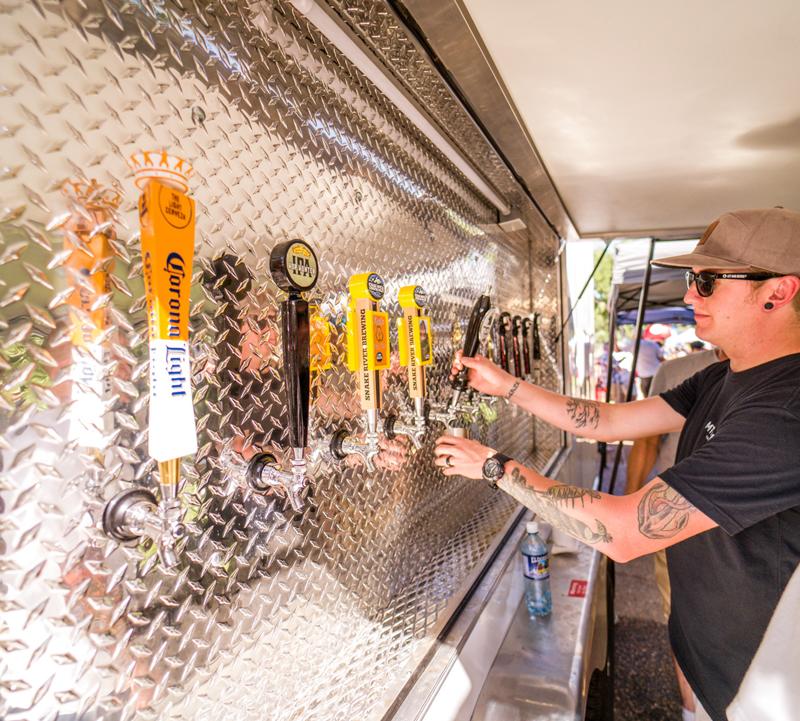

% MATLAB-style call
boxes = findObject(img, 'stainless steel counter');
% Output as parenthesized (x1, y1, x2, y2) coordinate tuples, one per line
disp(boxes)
(471, 543, 606, 721)
(391, 441, 608, 721)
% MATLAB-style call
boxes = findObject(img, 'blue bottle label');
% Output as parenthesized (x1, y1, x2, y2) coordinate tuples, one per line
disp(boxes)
(523, 552, 550, 580)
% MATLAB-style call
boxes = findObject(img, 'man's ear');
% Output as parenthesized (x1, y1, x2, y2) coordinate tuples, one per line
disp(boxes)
(766, 275, 800, 308)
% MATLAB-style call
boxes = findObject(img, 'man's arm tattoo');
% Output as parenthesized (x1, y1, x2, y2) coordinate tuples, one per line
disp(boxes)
(544, 484, 602, 508)
(637, 481, 695, 539)
(566, 397, 600, 429)
(499, 468, 612, 545)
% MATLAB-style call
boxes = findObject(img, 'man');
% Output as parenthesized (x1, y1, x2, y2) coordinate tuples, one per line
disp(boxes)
(625, 343, 724, 721)
(635, 336, 663, 396)
(435, 208, 800, 721)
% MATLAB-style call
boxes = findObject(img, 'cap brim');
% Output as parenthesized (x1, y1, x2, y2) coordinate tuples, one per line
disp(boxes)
(651, 251, 760, 272)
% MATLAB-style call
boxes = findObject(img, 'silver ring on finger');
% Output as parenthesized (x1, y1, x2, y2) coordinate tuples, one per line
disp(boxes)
(445, 455, 453, 468)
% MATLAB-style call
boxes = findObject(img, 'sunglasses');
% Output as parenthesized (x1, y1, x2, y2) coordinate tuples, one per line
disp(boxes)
(685, 270, 781, 297)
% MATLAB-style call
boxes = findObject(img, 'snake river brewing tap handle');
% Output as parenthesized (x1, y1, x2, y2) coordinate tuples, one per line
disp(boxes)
(270, 240, 319, 451)
(511, 315, 523, 379)
(451, 294, 491, 393)
(522, 317, 532, 376)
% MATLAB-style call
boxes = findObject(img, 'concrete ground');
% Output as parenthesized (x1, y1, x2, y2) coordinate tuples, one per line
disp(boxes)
(614, 555, 683, 721)
(607, 445, 684, 721)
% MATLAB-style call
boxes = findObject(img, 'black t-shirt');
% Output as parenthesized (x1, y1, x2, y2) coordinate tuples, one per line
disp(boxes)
(659, 353, 800, 721)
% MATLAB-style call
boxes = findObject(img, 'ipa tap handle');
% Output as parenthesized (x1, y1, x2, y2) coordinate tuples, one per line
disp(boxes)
(451, 294, 491, 393)
(282, 295, 311, 449)
(270, 239, 319, 452)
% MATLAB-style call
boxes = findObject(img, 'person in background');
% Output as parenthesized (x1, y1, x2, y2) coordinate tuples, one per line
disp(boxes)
(626, 342, 726, 721)
(635, 336, 664, 396)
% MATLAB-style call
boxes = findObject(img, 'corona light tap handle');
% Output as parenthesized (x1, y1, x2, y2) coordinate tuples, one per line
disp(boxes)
(522, 317, 533, 376)
(511, 315, 523, 379)
(451, 294, 491, 394)
(270, 240, 318, 452)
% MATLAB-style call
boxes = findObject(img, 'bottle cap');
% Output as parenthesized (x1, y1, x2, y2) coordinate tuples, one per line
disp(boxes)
(526, 521, 539, 534)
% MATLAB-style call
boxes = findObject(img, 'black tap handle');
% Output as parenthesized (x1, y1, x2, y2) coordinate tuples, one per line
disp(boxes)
(282, 295, 311, 449)
(451, 294, 491, 392)
(532, 312, 541, 361)
(522, 317, 532, 375)
(498, 312, 511, 373)
(511, 315, 523, 379)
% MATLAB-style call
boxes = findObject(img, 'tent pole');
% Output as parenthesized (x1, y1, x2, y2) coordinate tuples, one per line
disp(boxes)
(597, 290, 618, 490)
(556, 240, 611, 342)
(607, 238, 657, 496)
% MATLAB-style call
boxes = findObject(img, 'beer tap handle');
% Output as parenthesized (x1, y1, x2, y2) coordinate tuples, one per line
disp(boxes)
(497, 312, 511, 373)
(532, 312, 541, 361)
(522, 317, 532, 376)
(270, 238, 318, 477)
(511, 315, 523, 379)
(450, 294, 491, 394)
(281, 294, 311, 450)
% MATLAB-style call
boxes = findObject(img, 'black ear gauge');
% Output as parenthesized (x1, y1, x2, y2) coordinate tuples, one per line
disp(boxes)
(764, 302, 775, 310)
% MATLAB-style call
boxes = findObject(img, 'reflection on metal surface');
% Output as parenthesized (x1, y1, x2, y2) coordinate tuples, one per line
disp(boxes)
(0, 1, 561, 719)
(471, 547, 605, 721)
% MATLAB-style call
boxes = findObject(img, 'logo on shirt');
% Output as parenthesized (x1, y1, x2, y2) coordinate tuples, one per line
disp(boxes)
(704, 421, 716, 441)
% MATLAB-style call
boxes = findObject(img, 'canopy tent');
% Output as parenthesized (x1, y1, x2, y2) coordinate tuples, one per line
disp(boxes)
(609, 238, 698, 316)
(616, 306, 695, 325)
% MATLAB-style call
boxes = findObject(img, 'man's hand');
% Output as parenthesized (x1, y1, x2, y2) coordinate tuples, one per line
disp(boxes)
(451, 351, 517, 397)
(434, 435, 496, 478)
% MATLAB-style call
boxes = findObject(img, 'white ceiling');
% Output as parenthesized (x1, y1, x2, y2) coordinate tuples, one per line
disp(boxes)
(462, 0, 800, 237)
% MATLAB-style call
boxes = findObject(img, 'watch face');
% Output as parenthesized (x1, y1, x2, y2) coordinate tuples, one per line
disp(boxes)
(483, 457, 504, 480)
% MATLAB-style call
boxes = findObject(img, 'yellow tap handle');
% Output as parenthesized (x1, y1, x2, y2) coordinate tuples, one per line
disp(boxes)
(345, 273, 388, 411)
(397, 285, 433, 400)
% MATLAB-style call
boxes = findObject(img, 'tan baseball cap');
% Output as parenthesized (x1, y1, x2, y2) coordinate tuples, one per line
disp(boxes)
(652, 208, 800, 276)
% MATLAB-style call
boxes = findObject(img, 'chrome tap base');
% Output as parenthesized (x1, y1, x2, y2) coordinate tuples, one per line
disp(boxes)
(102, 488, 159, 543)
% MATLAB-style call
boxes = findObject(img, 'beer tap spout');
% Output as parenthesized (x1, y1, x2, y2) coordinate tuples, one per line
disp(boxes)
(247, 451, 307, 513)
(330, 427, 380, 472)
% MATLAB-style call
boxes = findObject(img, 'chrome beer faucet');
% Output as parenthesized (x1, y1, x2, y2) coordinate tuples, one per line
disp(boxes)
(384, 286, 434, 450)
(330, 273, 389, 472)
(245, 239, 319, 513)
(102, 485, 187, 568)
(331, 412, 381, 472)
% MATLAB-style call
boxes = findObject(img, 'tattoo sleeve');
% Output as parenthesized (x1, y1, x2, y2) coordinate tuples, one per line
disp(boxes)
(565, 397, 600, 430)
(498, 468, 612, 546)
(637, 481, 695, 539)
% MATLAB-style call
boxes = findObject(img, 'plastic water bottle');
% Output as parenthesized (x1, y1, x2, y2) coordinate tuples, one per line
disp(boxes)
(521, 521, 552, 617)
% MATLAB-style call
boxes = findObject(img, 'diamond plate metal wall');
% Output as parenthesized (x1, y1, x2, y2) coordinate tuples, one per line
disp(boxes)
(0, 1, 563, 720)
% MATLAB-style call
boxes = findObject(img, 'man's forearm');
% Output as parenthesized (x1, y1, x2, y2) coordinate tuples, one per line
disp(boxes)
(497, 462, 708, 563)
(505, 381, 681, 442)
(507, 381, 611, 440)
(497, 463, 621, 557)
